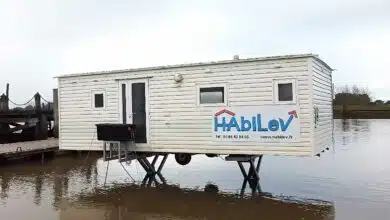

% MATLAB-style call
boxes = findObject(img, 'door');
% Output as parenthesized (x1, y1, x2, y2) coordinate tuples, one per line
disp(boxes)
(119, 79, 149, 143)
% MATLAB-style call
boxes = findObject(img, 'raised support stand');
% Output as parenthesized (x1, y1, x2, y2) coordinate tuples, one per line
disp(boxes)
(225, 155, 263, 196)
(102, 140, 168, 186)
(138, 153, 168, 186)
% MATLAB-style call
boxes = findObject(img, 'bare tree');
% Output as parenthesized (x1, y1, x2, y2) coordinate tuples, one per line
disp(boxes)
(351, 84, 359, 95)
(334, 84, 372, 105)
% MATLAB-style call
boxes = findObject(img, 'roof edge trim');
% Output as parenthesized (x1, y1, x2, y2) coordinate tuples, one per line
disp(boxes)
(55, 53, 329, 79)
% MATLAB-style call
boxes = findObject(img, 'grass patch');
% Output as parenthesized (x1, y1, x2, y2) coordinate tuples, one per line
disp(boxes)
(333, 105, 390, 111)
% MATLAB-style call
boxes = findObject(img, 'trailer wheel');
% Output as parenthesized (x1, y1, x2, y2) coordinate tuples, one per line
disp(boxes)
(175, 153, 191, 166)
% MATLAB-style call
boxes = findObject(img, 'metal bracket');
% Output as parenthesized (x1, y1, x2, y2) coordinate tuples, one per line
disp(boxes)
(102, 140, 134, 162)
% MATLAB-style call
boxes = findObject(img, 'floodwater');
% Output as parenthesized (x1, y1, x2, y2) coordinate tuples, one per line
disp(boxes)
(1, 119, 390, 220)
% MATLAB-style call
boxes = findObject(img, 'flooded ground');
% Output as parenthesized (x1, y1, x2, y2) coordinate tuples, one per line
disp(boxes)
(0, 119, 390, 220)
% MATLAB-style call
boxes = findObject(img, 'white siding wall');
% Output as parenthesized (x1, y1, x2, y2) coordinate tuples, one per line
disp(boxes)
(58, 57, 313, 156)
(311, 58, 333, 155)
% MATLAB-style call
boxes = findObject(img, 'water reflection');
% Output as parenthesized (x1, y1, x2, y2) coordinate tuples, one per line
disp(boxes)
(0, 153, 99, 210)
(33, 173, 43, 205)
(62, 183, 334, 220)
(339, 119, 371, 148)
(1, 119, 390, 220)
(0, 170, 10, 200)
(341, 118, 370, 132)
(0, 152, 335, 220)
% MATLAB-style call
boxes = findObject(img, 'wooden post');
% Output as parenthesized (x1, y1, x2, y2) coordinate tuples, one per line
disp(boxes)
(5, 83, 9, 110)
(0, 94, 8, 111)
(0, 84, 10, 142)
(5, 83, 9, 100)
(0, 94, 10, 138)
(53, 89, 59, 138)
(0, 84, 10, 141)
(34, 93, 46, 140)
(34, 93, 41, 111)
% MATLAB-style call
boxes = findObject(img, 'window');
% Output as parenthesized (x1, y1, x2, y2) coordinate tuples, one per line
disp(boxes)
(92, 90, 105, 109)
(94, 93, 104, 108)
(197, 84, 227, 106)
(200, 87, 224, 104)
(278, 83, 293, 101)
(274, 79, 296, 103)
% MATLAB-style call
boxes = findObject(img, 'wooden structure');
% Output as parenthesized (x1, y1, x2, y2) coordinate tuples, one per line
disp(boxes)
(0, 138, 58, 163)
(0, 84, 56, 144)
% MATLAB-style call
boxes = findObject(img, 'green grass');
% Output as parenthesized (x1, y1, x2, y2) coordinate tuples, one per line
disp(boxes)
(333, 104, 390, 119)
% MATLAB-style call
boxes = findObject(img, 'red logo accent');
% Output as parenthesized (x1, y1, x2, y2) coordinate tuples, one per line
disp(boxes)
(288, 110, 298, 118)
(214, 109, 236, 117)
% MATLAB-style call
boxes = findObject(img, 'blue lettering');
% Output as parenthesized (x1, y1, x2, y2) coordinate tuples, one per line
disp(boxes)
(214, 117, 227, 132)
(214, 112, 295, 133)
(257, 114, 268, 131)
(241, 117, 252, 131)
(279, 115, 294, 131)
(227, 117, 241, 131)
(252, 116, 257, 131)
(268, 119, 279, 131)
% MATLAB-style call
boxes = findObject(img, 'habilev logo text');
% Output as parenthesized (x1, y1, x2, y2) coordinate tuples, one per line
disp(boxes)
(214, 109, 298, 132)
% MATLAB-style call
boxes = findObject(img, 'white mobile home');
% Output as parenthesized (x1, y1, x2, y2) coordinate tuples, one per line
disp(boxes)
(56, 54, 333, 160)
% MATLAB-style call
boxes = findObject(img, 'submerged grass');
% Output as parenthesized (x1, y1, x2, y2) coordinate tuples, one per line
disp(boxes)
(333, 105, 390, 119)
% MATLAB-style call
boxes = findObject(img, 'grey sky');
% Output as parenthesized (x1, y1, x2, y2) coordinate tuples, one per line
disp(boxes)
(1, 0, 389, 103)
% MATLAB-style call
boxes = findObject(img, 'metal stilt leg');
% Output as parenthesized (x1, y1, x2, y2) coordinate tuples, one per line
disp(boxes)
(137, 158, 151, 173)
(226, 155, 263, 195)
(240, 179, 248, 198)
(138, 153, 168, 186)
(256, 155, 263, 173)
(249, 159, 260, 181)
(237, 162, 248, 180)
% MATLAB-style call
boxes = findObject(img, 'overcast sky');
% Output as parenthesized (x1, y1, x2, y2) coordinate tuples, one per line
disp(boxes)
(0, 0, 389, 103)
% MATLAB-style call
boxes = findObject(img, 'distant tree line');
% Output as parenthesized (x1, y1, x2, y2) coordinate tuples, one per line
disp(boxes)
(333, 85, 389, 105)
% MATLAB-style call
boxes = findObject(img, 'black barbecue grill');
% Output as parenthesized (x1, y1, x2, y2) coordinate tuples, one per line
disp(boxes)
(96, 123, 136, 141)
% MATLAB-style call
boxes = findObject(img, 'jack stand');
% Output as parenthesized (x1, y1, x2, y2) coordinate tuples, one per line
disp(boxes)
(226, 155, 263, 196)
(137, 153, 168, 187)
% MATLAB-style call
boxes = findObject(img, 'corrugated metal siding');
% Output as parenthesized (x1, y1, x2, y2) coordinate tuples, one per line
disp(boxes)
(58, 57, 313, 156)
(312, 58, 333, 155)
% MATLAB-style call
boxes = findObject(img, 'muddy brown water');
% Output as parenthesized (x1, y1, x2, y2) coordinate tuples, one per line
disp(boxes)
(0, 119, 389, 220)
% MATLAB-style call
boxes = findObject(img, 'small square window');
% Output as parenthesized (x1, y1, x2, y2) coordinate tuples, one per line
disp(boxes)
(199, 87, 224, 104)
(274, 79, 295, 104)
(94, 93, 104, 108)
(278, 83, 293, 101)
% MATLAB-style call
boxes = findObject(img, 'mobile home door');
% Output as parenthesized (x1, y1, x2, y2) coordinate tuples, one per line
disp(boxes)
(119, 79, 149, 143)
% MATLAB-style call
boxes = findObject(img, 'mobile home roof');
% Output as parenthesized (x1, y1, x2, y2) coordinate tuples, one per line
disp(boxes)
(55, 53, 332, 79)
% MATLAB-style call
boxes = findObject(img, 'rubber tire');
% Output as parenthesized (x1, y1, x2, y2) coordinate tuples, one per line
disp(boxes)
(175, 153, 192, 166)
